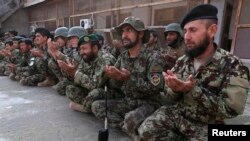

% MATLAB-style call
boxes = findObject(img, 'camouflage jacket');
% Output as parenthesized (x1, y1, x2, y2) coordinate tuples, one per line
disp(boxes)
(166, 46, 250, 124)
(160, 41, 185, 70)
(17, 51, 33, 67)
(59, 47, 81, 66)
(112, 45, 165, 99)
(74, 50, 116, 90)
(145, 42, 161, 53)
(8, 49, 21, 64)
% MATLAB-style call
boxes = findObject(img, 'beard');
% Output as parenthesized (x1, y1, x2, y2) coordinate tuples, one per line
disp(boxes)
(82, 51, 96, 62)
(185, 34, 210, 59)
(167, 37, 179, 48)
(122, 35, 140, 49)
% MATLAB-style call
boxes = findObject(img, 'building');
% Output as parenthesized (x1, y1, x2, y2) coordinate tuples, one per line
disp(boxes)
(0, 0, 249, 64)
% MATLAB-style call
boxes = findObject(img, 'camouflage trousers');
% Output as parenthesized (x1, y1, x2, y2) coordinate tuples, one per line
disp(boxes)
(48, 58, 63, 81)
(0, 61, 9, 76)
(138, 105, 208, 141)
(35, 57, 53, 77)
(9, 66, 32, 81)
(91, 98, 161, 135)
(21, 74, 46, 86)
(55, 79, 73, 95)
(66, 85, 123, 113)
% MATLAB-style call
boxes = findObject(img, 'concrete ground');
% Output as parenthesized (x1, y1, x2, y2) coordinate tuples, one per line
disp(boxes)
(0, 77, 131, 141)
(0, 76, 250, 141)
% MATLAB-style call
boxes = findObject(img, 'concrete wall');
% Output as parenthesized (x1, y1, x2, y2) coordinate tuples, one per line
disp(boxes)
(2, 9, 30, 36)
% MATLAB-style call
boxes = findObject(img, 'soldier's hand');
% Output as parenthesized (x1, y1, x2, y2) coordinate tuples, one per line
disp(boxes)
(105, 66, 130, 81)
(163, 54, 177, 63)
(8, 63, 16, 72)
(31, 49, 44, 57)
(163, 70, 195, 93)
(66, 59, 76, 68)
(57, 60, 76, 76)
(121, 68, 130, 81)
(57, 60, 68, 70)
(112, 39, 123, 49)
(47, 38, 60, 59)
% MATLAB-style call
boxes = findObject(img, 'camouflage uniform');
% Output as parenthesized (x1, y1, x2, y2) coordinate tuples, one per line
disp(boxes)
(2, 48, 21, 76)
(21, 27, 56, 86)
(54, 27, 87, 95)
(161, 41, 185, 70)
(53, 47, 82, 95)
(10, 51, 33, 81)
(48, 27, 68, 81)
(162, 23, 186, 70)
(92, 45, 164, 135)
(66, 47, 121, 112)
(138, 47, 250, 141)
(21, 45, 51, 86)
(145, 29, 161, 53)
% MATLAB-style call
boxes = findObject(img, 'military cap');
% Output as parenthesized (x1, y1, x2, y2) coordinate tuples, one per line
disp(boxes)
(35, 27, 51, 38)
(94, 33, 104, 45)
(78, 34, 99, 47)
(4, 39, 13, 45)
(95, 34, 104, 42)
(115, 16, 150, 44)
(181, 4, 218, 28)
(13, 36, 24, 41)
(19, 38, 33, 46)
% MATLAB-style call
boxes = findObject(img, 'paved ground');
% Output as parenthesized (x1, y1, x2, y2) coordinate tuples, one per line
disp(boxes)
(0, 76, 249, 141)
(0, 77, 131, 141)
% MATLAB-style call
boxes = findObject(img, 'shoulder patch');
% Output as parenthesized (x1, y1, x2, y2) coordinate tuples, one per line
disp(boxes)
(150, 73, 160, 86)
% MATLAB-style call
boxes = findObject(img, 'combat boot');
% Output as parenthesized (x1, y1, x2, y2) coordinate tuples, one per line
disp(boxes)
(37, 77, 56, 87)
(20, 78, 27, 85)
(69, 102, 87, 113)
(15, 75, 21, 81)
(9, 73, 16, 81)
(4, 70, 10, 76)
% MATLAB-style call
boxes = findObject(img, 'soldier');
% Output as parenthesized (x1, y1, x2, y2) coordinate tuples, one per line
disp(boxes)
(12, 36, 24, 49)
(110, 38, 125, 59)
(162, 23, 185, 70)
(48, 27, 68, 81)
(64, 26, 87, 62)
(20, 27, 55, 86)
(0, 39, 21, 76)
(146, 29, 160, 52)
(57, 34, 120, 113)
(0, 40, 14, 75)
(48, 26, 87, 95)
(91, 17, 164, 139)
(4, 32, 11, 40)
(138, 4, 250, 141)
(9, 38, 33, 81)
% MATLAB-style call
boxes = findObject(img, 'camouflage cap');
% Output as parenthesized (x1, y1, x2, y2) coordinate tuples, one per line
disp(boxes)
(115, 16, 150, 44)
(78, 34, 99, 47)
